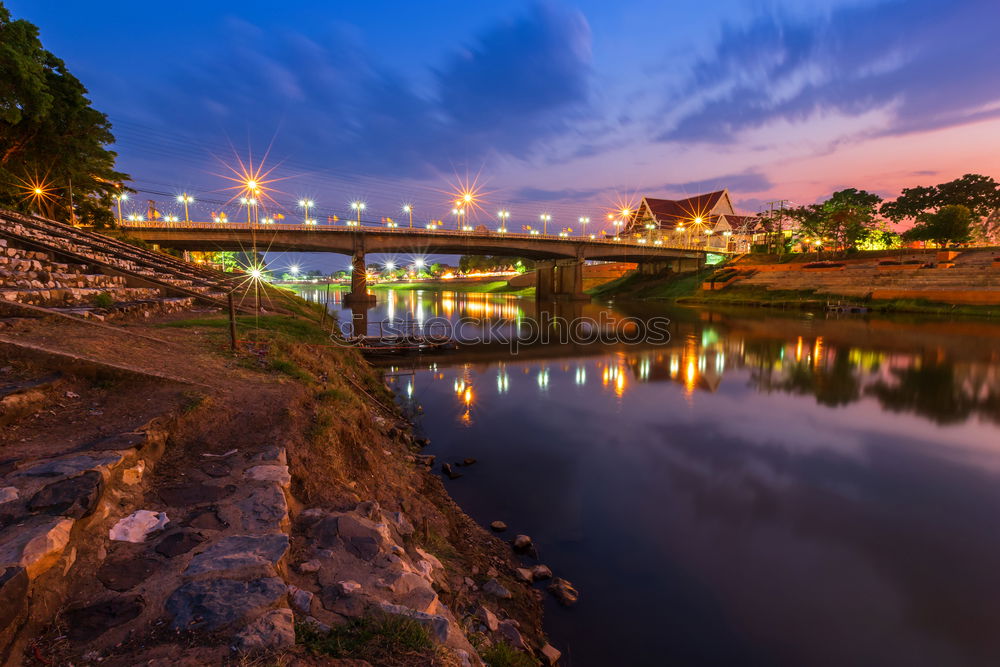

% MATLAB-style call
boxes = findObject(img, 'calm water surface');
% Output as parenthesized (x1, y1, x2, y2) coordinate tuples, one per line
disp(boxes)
(303, 287, 1000, 666)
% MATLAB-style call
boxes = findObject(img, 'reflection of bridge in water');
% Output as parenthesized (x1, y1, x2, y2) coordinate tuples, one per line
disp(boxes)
(121, 220, 719, 302)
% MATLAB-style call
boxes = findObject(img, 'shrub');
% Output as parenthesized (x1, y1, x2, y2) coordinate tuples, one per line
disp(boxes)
(92, 291, 115, 308)
(480, 641, 540, 667)
(296, 614, 433, 663)
(802, 261, 845, 269)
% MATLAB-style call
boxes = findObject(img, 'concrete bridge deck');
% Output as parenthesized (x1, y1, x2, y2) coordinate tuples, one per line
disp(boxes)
(121, 221, 720, 301)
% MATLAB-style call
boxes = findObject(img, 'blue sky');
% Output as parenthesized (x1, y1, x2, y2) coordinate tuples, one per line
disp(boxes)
(10, 0, 1000, 268)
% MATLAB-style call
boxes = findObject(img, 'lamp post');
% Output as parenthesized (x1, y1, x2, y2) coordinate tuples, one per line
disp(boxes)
(240, 197, 257, 224)
(540, 213, 552, 235)
(497, 210, 510, 233)
(578, 216, 590, 237)
(402, 204, 413, 228)
(351, 201, 365, 227)
(299, 199, 314, 224)
(113, 193, 127, 223)
(177, 194, 193, 222)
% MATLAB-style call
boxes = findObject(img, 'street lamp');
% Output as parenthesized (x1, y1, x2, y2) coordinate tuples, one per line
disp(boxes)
(112, 193, 128, 223)
(350, 201, 365, 227)
(299, 199, 314, 224)
(452, 207, 465, 230)
(177, 193, 193, 222)
(578, 216, 590, 237)
(497, 210, 510, 233)
(402, 204, 413, 228)
(240, 197, 257, 224)
(540, 213, 552, 235)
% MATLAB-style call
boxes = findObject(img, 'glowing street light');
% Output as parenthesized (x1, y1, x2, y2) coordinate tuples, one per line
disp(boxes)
(112, 193, 128, 222)
(350, 201, 365, 226)
(539, 213, 552, 235)
(239, 196, 258, 224)
(299, 199, 314, 224)
(402, 204, 413, 228)
(414, 257, 425, 270)
(578, 216, 590, 237)
(497, 210, 510, 233)
(177, 193, 193, 222)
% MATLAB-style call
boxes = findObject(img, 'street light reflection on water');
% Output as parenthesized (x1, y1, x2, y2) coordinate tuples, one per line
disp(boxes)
(351, 288, 1000, 666)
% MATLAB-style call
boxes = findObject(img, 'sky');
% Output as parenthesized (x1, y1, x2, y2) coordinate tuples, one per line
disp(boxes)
(10, 0, 1000, 267)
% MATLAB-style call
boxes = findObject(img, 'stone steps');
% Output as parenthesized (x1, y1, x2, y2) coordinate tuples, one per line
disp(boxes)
(0, 287, 163, 306)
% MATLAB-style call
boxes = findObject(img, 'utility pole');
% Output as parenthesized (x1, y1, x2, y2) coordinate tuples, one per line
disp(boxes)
(763, 200, 790, 255)
(67, 177, 76, 225)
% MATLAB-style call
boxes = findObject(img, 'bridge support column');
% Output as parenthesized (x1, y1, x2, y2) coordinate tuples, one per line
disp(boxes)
(552, 260, 589, 301)
(536, 261, 555, 301)
(344, 248, 376, 306)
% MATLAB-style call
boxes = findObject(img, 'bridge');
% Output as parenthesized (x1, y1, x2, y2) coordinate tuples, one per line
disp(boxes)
(121, 220, 718, 302)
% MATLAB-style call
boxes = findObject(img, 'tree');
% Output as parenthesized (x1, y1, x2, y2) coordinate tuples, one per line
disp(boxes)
(881, 174, 1000, 242)
(786, 188, 883, 253)
(0, 2, 127, 226)
(901, 205, 973, 248)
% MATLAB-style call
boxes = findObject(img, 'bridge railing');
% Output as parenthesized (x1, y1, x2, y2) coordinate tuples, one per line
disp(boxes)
(118, 220, 731, 253)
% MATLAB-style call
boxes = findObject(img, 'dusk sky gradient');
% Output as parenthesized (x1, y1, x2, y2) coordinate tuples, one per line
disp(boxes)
(11, 0, 1000, 240)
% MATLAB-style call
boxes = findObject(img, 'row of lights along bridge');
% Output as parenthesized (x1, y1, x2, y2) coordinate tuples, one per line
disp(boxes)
(110, 191, 643, 239)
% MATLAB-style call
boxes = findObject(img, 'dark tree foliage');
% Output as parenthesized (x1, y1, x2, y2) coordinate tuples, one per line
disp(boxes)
(881, 174, 1000, 242)
(901, 204, 973, 248)
(786, 188, 883, 252)
(458, 255, 533, 273)
(0, 2, 127, 227)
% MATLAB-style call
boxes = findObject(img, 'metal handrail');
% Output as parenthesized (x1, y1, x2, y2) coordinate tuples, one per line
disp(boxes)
(118, 220, 732, 253)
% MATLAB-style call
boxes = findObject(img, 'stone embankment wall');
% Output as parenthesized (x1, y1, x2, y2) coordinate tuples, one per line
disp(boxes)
(728, 249, 1000, 305)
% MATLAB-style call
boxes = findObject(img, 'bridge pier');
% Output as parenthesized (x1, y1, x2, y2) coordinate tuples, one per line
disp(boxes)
(536, 261, 555, 300)
(344, 249, 376, 306)
(553, 259, 589, 301)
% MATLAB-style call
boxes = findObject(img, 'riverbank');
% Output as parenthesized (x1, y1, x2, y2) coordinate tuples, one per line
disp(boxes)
(591, 264, 1000, 318)
(0, 293, 558, 665)
(374, 280, 534, 296)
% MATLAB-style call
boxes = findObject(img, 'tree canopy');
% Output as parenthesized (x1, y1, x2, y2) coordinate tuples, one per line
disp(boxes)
(881, 174, 1000, 242)
(0, 2, 127, 226)
(901, 204, 973, 248)
(787, 188, 883, 252)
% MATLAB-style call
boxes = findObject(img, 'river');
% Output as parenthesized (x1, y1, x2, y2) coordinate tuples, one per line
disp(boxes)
(301, 286, 1000, 666)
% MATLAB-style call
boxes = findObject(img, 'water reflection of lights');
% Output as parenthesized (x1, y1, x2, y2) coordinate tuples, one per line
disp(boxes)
(537, 368, 550, 391)
(497, 369, 510, 393)
(575, 366, 587, 385)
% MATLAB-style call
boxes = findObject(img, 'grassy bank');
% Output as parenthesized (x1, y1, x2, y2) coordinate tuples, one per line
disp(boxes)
(592, 268, 1000, 318)
(680, 286, 1000, 318)
(373, 280, 535, 296)
(588, 270, 704, 300)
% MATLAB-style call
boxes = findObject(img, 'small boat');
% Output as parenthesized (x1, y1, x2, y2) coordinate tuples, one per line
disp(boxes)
(350, 333, 457, 356)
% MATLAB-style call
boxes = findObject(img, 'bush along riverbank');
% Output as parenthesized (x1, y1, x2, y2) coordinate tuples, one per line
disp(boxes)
(0, 293, 560, 666)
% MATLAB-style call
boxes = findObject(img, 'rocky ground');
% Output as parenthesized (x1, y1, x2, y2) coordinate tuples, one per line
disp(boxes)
(0, 302, 559, 666)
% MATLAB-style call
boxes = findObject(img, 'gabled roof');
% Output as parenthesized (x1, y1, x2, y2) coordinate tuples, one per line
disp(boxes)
(632, 190, 737, 231)
(720, 214, 759, 233)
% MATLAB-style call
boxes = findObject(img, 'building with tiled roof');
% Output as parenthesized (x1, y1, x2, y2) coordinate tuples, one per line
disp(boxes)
(624, 189, 743, 250)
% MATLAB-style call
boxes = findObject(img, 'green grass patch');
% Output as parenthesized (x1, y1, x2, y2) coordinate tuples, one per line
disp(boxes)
(681, 286, 1000, 318)
(316, 387, 353, 403)
(374, 280, 533, 295)
(296, 614, 434, 663)
(92, 292, 115, 308)
(480, 641, 540, 667)
(160, 314, 331, 344)
(588, 270, 704, 300)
